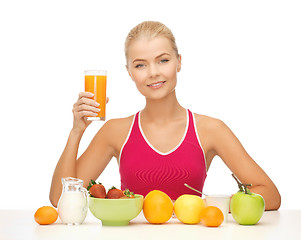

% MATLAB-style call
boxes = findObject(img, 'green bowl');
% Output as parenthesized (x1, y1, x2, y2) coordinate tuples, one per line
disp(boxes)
(89, 194, 144, 226)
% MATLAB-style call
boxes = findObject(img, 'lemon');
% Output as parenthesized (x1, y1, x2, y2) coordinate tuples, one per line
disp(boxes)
(174, 194, 205, 224)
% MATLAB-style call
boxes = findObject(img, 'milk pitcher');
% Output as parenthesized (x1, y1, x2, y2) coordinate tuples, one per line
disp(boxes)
(57, 177, 88, 225)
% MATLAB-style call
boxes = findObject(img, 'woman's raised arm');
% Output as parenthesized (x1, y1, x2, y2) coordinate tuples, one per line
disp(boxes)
(49, 92, 111, 207)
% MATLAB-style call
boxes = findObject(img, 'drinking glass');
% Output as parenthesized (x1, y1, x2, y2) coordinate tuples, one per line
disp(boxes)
(84, 70, 107, 121)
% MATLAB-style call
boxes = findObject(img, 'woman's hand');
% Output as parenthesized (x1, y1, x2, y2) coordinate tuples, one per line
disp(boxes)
(72, 92, 108, 133)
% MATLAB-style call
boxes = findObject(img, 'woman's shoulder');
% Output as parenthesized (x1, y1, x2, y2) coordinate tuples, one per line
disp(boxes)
(100, 113, 136, 138)
(105, 114, 135, 129)
(90, 114, 136, 158)
(93, 114, 136, 152)
(193, 112, 227, 133)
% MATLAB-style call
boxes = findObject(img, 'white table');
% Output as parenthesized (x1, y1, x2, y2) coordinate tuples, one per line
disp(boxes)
(0, 209, 300, 240)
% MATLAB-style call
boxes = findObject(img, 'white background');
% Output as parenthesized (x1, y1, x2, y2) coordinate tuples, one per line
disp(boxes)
(0, 0, 300, 209)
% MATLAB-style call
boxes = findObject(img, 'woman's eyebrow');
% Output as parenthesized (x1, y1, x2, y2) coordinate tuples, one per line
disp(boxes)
(132, 58, 146, 63)
(155, 53, 170, 59)
(132, 53, 171, 64)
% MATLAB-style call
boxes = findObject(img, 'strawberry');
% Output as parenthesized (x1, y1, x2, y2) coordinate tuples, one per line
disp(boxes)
(106, 186, 125, 199)
(87, 180, 106, 198)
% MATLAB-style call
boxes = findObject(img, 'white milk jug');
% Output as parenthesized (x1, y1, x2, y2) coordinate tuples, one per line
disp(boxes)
(58, 177, 88, 225)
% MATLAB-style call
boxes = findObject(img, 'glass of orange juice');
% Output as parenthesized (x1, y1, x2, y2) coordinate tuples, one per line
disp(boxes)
(84, 70, 107, 121)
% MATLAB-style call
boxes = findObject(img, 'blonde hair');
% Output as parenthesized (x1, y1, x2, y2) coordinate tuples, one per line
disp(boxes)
(124, 21, 179, 61)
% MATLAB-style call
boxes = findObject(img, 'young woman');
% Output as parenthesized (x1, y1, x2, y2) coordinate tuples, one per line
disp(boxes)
(49, 21, 281, 210)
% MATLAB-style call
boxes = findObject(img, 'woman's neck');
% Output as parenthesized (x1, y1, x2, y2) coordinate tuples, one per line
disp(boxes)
(141, 90, 186, 122)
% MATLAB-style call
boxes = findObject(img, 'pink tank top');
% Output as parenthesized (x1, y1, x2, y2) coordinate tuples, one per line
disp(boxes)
(119, 109, 207, 200)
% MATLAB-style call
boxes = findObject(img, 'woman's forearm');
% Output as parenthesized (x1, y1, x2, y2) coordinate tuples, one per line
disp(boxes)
(49, 128, 84, 207)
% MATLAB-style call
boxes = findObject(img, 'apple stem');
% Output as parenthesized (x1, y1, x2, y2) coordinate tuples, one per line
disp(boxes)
(232, 174, 244, 192)
(231, 173, 252, 194)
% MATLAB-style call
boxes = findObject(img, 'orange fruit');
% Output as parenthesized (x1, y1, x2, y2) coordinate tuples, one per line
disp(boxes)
(174, 194, 205, 224)
(143, 190, 173, 224)
(200, 206, 224, 227)
(34, 206, 58, 225)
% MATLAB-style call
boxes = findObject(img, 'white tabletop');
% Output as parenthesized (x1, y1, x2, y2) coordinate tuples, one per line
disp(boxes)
(0, 209, 300, 240)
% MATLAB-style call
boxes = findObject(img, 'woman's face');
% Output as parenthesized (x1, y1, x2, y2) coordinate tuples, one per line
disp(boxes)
(126, 36, 181, 100)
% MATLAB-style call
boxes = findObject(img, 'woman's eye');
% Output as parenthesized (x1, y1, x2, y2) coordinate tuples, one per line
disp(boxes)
(160, 59, 169, 64)
(135, 64, 145, 68)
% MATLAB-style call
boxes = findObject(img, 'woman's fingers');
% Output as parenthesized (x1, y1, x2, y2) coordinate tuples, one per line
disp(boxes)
(78, 91, 94, 99)
(74, 104, 100, 114)
(78, 92, 109, 103)
(77, 110, 99, 118)
(74, 98, 99, 108)
(74, 93, 99, 108)
(74, 92, 109, 118)
(73, 92, 101, 120)
(73, 108, 99, 119)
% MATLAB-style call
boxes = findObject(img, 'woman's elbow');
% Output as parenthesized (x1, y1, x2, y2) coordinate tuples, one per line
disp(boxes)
(266, 190, 281, 211)
(272, 192, 281, 210)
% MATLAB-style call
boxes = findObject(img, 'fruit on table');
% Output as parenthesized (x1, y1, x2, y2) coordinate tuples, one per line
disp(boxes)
(174, 194, 205, 224)
(88, 180, 135, 199)
(143, 190, 173, 224)
(34, 206, 58, 225)
(87, 180, 106, 198)
(200, 206, 224, 227)
(230, 174, 265, 225)
(107, 186, 125, 199)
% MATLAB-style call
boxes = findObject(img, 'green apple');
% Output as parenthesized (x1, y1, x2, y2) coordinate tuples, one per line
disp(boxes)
(230, 174, 265, 225)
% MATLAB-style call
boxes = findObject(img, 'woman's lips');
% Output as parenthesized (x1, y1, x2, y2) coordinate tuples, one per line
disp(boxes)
(147, 81, 166, 89)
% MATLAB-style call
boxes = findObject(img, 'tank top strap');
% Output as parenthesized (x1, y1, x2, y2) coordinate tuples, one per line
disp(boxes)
(186, 109, 196, 138)
(185, 109, 203, 150)
(132, 111, 140, 133)
(118, 111, 140, 163)
(126, 111, 142, 143)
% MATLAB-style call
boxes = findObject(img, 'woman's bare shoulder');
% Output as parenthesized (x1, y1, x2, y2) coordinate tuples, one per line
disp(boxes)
(105, 114, 135, 130)
(92, 114, 136, 157)
(98, 114, 136, 140)
(193, 113, 226, 131)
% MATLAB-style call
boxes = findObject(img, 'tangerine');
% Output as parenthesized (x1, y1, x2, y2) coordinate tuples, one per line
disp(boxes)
(174, 194, 205, 224)
(200, 206, 224, 227)
(34, 206, 58, 225)
(143, 190, 173, 224)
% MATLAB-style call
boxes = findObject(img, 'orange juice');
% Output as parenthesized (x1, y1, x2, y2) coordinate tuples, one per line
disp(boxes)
(84, 70, 107, 120)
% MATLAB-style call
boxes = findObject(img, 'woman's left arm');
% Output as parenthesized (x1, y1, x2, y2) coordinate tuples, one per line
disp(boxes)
(212, 119, 281, 210)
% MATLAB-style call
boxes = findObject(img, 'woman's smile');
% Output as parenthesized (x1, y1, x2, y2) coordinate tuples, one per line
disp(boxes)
(147, 81, 166, 89)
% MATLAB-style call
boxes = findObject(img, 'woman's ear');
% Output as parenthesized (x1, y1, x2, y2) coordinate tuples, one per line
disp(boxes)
(177, 54, 182, 72)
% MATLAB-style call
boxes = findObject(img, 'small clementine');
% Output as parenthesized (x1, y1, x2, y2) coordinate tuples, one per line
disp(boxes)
(200, 206, 224, 227)
(143, 190, 173, 224)
(34, 206, 58, 225)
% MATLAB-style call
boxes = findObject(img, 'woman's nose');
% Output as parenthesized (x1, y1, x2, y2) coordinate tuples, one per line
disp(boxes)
(148, 63, 160, 78)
